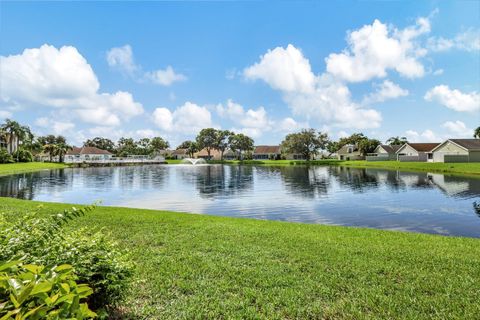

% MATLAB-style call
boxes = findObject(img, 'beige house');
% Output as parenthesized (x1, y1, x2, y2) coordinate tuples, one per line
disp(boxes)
(0, 133, 19, 154)
(430, 139, 480, 163)
(253, 146, 281, 160)
(65, 146, 113, 162)
(366, 145, 402, 161)
(172, 148, 189, 160)
(336, 144, 364, 161)
(395, 143, 440, 162)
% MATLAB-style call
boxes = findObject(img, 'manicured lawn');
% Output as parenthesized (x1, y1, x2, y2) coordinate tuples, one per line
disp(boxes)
(0, 162, 68, 176)
(1, 197, 479, 319)
(337, 160, 480, 175)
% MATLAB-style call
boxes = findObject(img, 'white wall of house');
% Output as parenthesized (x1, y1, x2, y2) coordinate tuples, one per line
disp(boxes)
(397, 144, 418, 156)
(65, 154, 113, 162)
(432, 141, 468, 162)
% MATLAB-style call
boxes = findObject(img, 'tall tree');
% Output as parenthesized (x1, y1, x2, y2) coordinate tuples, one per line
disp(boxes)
(116, 137, 137, 157)
(229, 133, 254, 160)
(177, 140, 198, 158)
(215, 130, 234, 160)
(38, 135, 68, 162)
(186, 142, 199, 158)
(0, 119, 32, 155)
(358, 139, 381, 155)
(137, 138, 151, 154)
(474, 126, 480, 139)
(280, 129, 329, 160)
(55, 143, 73, 163)
(149, 137, 170, 154)
(83, 137, 116, 153)
(337, 133, 367, 148)
(196, 128, 218, 160)
(386, 136, 408, 145)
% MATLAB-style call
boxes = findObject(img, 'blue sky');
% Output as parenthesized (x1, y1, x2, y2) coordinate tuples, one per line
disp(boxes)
(1, 0, 479, 147)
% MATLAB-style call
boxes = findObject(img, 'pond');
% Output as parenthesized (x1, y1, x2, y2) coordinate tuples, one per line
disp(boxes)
(1, 164, 480, 237)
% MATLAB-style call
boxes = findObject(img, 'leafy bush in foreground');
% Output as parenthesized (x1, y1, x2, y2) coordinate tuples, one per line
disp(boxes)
(0, 205, 132, 314)
(0, 148, 14, 164)
(12, 148, 33, 162)
(0, 261, 96, 319)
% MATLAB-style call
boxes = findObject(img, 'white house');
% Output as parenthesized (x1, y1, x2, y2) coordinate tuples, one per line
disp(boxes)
(366, 144, 402, 161)
(336, 144, 364, 161)
(65, 146, 113, 162)
(430, 139, 480, 163)
(395, 143, 440, 162)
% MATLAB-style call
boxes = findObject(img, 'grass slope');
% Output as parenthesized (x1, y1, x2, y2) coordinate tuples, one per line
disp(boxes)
(1, 197, 479, 319)
(167, 159, 480, 175)
(336, 160, 480, 175)
(0, 162, 68, 176)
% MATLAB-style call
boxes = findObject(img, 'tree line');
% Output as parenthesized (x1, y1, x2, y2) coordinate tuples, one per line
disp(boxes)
(1, 118, 479, 163)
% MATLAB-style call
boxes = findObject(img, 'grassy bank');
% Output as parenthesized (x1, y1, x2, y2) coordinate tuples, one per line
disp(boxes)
(167, 158, 480, 175)
(1, 197, 479, 319)
(336, 160, 480, 175)
(0, 162, 68, 176)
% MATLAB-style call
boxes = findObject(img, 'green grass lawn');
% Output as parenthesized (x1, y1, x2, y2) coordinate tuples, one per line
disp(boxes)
(167, 158, 480, 175)
(337, 160, 480, 175)
(1, 197, 479, 319)
(0, 162, 68, 176)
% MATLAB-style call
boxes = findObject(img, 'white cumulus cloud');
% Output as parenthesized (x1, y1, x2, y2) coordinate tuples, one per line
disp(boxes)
(428, 29, 480, 53)
(243, 44, 316, 93)
(325, 17, 430, 82)
(442, 120, 473, 137)
(424, 85, 480, 112)
(244, 45, 382, 129)
(0, 44, 144, 126)
(153, 102, 213, 135)
(107, 45, 187, 86)
(363, 80, 409, 104)
(106, 45, 138, 75)
(146, 66, 187, 86)
(35, 117, 75, 135)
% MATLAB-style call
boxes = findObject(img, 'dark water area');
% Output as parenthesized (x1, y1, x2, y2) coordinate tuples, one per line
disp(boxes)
(1, 164, 480, 237)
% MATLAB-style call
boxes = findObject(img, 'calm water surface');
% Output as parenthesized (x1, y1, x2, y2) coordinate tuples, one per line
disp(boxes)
(1, 164, 480, 237)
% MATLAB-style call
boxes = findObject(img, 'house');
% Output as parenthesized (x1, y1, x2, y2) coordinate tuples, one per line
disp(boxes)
(395, 143, 440, 162)
(0, 133, 19, 154)
(336, 144, 364, 161)
(366, 145, 402, 161)
(65, 146, 113, 162)
(172, 148, 189, 160)
(253, 146, 281, 160)
(430, 139, 480, 163)
(194, 148, 222, 160)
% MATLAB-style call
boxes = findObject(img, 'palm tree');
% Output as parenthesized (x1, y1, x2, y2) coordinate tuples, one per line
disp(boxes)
(386, 136, 408, 146)
(42, 144, 57, 162)
(55, 143, 73, 163)
(474, 126, 480, 139)
(0, 119, 32, 159)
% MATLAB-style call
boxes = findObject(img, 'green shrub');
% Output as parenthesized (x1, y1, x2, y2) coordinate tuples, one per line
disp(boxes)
(0, 148, 14, 164)
(0, 261, 96, 319)
(0, 206, 132, 313)
(12, 148, 33, 162)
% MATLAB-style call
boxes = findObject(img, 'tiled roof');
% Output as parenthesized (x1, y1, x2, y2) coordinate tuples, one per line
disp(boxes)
(67, 146, 112, 155)
(449, 139, 480, 151)
(404, 143, 441, 152)
(337, 144, 359, 154)
(254, 145, 281, 154)
(172, 148, 188, 155)
(379, 144, 402, 153)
